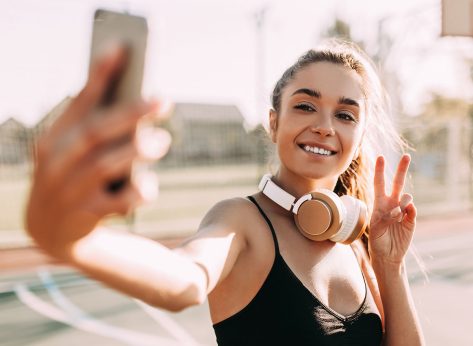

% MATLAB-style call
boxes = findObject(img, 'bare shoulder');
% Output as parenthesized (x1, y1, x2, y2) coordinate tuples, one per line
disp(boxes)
(195, 195, 272, 254)
(175, 196, 264, 293)
(199, 196, 259, 232)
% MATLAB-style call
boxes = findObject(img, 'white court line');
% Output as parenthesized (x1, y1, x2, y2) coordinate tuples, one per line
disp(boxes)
(37, 268, 88, 321)
(134, 299, 202, 346)
(37, 268, 202, 345)
(14, 282, 180, 346)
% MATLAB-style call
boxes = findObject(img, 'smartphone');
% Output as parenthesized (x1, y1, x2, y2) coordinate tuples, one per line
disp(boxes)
(89, 9, 148, 193)
(90, 9, 148, 106)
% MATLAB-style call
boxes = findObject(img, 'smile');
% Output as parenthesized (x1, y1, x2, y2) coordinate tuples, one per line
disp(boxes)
(300, 144, 336, 156)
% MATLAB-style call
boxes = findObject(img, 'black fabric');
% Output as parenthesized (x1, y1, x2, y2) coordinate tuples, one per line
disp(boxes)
(212, 196, 383, 346)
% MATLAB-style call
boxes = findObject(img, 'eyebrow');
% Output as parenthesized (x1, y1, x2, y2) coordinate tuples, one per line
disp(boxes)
(291, 88, 360, 109)
(291, 88, 321, 99)
(338, 96, 360, 108)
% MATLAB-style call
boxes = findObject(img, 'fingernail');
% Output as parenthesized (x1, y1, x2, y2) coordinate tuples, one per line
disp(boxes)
(159, 99, 174, 117)
(135, 170, 159, 202)
(400, 194, 413, 210)
(137, 127, 172, 159)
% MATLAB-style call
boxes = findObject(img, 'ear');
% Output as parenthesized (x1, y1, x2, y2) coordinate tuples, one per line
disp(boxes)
(269, 109, 278, 143)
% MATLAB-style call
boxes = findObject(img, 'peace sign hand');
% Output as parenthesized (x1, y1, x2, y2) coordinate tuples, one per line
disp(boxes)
(369, 154, 417, 266)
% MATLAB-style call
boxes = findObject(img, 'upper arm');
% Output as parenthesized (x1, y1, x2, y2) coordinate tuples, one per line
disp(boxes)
(173, 197, 251, 294)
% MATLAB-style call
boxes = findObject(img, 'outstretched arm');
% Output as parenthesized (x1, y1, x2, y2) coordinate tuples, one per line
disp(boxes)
(25, 47, 247, 312)
(369, 155, 425, 346)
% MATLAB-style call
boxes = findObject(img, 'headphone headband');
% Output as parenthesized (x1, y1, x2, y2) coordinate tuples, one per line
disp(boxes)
(259, 174, 296, 211)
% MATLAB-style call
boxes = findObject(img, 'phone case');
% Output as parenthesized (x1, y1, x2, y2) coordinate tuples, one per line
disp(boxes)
(90, 9, 148, 106)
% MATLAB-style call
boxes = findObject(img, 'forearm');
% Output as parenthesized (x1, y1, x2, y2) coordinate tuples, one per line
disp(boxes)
(373, 260, 424, 346)
(68, 227, 208, 311)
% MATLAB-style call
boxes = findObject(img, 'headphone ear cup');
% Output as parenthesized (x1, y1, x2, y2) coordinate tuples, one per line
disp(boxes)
(295, 189, 346, 241)
(315, 188, 346, 219)
(331, 196, 368, 244)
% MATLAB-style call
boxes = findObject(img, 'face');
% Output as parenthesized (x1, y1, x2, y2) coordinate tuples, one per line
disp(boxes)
(270, 62, 366, 190)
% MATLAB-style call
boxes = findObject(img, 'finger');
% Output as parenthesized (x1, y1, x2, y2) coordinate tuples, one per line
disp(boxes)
(77, 45, 128, 115)
(391, 154, 411, 200)
(389, 206, 403, 222)
(62, 127, 168, 206)
(37, 46, 131, 164)
(400, 193, 413, 211)
(43, 101, 155, 183)
(136, 127, 172, 160)
(373, 156, 386, 199)
(74, 99, 155, 152)
(86, 185, 143, 217)
(76, 99, 157, 152)
(402, 203, 417, 227)
(61, 143, 137, 206)
(87, 171, 159, 217)
(147, 99, 174, 121)
(133, 170, 160, 203)
(48, 46, 128, 138)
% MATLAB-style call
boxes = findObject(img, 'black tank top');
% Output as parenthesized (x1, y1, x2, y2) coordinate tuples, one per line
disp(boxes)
(212, 196, 383, 346)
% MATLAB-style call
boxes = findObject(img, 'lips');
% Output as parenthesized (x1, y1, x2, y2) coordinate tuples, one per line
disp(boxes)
(298, 143, 337, 156)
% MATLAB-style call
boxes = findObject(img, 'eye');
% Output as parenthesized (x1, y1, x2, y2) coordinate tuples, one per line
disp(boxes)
(294, 103, 316, 112)
(336, 112, 357, 123)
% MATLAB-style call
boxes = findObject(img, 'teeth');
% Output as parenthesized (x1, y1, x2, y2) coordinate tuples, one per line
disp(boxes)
(303, 145, 333, 156)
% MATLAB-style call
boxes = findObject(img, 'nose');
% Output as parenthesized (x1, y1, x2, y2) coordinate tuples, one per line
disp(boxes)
(310, 116, 335, 137)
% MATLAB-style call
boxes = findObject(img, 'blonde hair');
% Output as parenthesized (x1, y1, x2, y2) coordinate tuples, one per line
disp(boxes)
(270, 40, 407, 247)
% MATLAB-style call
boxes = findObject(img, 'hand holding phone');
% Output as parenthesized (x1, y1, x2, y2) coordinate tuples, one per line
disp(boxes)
(25, 9, 170, 261)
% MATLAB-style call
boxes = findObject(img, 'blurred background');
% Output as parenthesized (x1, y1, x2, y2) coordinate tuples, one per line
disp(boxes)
(1, 0, 472, 345)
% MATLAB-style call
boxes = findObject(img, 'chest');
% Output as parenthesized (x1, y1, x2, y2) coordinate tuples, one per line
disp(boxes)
(275, 221, 367, 317)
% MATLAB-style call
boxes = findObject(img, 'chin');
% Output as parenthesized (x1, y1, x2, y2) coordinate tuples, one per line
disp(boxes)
(297, 169, 338, 186)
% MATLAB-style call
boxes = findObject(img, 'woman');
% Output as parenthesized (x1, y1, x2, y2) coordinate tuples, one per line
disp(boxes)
(26, 41, 424, 345)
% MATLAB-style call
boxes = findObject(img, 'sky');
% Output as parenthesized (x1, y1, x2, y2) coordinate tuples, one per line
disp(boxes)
(1, 0, 473, 127)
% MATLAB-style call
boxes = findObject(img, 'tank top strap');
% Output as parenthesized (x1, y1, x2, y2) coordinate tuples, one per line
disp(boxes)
(247, 196, 280, 253)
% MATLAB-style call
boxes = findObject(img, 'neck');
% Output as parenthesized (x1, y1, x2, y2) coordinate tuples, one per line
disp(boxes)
(273, 167, 337, 199)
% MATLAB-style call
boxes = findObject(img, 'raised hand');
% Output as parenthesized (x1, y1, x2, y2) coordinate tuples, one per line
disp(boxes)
(25, 47, 171, 259)
(368, 154, 416, 265)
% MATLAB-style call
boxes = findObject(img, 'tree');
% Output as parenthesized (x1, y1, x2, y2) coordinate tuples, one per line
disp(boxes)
(321, 18, 366, 51)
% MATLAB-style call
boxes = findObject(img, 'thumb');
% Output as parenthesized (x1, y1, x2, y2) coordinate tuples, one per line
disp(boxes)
(403, 202, 417, 227)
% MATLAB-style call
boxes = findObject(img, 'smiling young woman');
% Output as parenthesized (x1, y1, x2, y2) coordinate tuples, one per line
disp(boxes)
(26, 40, 424, 346)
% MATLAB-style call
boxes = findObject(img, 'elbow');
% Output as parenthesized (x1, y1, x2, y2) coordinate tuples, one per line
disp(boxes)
(145, 280, 207, 313)
(142, 255, 209, 312)
(168, 283, 207, 312)
(166, 288, 206, 312)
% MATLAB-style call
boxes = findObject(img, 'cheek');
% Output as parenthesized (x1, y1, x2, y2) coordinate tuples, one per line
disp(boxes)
(340, 126, 363, 154)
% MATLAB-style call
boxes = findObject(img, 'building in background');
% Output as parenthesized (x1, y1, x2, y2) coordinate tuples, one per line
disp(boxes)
(161, 102, 260, 167)
(0, 118, 30, 166)
(0, 98, 264, 176)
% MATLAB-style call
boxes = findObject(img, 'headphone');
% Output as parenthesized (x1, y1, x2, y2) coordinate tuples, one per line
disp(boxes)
(258, 174, 368, 244)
